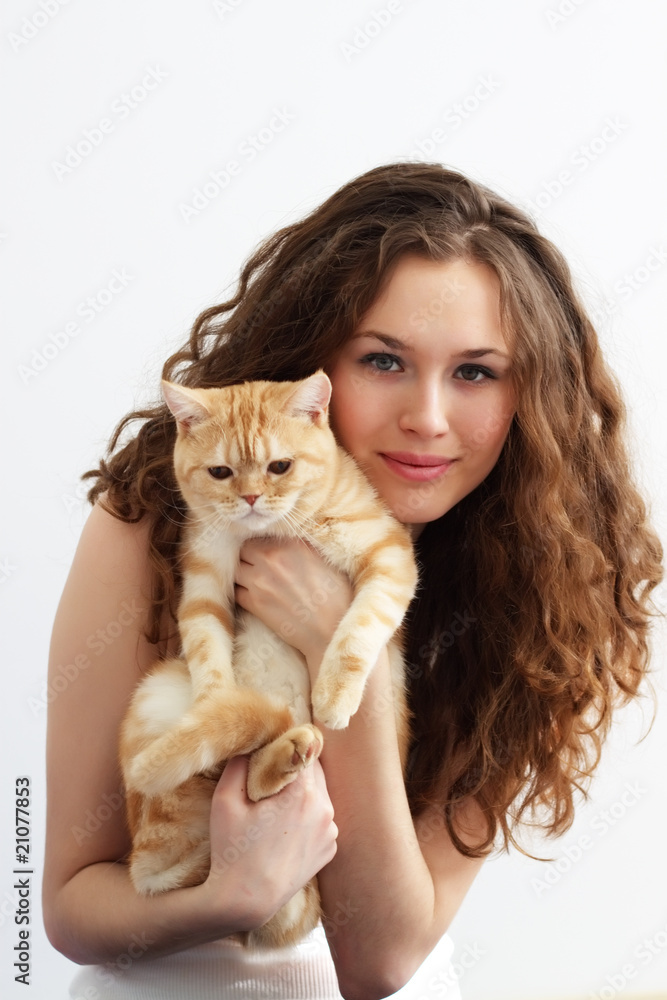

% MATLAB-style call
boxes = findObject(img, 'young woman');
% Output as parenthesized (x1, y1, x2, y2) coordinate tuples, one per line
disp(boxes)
(43, 163, 663, 1000)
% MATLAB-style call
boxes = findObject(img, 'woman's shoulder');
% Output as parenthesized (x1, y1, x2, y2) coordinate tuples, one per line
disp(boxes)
(52, 497, 163, 667)
(79, 495, 155, 569)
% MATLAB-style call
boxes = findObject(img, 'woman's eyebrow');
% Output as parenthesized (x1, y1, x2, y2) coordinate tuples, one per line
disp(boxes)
(353, 330, 407, 350)
(458, 347, 511, 360)
(353, 330, 510, 360)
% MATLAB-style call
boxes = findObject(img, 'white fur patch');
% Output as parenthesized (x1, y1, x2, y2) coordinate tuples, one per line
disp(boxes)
(234, 614, 312, 725)
(134, 667, 193, 733)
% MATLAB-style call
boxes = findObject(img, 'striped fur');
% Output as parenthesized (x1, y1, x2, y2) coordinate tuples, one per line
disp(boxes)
(119, 371, 417, 948)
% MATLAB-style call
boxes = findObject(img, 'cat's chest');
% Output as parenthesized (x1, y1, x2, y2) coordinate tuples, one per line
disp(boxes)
(233, 612, 312, 725)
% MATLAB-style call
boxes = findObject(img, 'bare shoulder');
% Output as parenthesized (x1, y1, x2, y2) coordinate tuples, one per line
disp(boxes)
(68, 498, 155, 588)
(44, 500, 169, 897)
(49, 497, 172, 693)
(50, 502, 156, 665)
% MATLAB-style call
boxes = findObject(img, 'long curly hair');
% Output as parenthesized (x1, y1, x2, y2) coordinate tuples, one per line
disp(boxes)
(84, 162, 663, 857)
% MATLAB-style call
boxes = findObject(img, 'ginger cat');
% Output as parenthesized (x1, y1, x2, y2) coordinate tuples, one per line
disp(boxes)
(119, 371, 417, 948)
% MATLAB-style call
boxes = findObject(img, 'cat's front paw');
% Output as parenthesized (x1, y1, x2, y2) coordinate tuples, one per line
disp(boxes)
(310, 680, 363, 730)
(246, 725, 323, 801)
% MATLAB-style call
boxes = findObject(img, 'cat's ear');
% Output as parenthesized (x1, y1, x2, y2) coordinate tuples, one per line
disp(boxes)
(284, 371, 332, 425)
(161, 380, 211, 431)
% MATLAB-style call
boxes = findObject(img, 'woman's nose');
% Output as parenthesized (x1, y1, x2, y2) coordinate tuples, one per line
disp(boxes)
(398, 382, 450, 437)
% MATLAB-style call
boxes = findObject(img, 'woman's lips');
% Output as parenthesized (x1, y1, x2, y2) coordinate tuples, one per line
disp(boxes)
(379, 452, 456, 482)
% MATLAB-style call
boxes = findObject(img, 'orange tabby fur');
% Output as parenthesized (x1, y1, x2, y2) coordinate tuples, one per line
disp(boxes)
(119, 371, 417, 948)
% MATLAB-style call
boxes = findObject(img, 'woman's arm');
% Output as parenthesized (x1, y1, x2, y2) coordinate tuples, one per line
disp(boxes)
(43, 504, 337, 965)
(311, 647, 486, 1000)
(236, 538, 487, 1000)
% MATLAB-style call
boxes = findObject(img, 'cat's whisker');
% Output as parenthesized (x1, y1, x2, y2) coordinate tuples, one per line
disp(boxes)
(189, 502, 233, 535)
(159, 509, 186, 528)
(278, 509, 318, 543)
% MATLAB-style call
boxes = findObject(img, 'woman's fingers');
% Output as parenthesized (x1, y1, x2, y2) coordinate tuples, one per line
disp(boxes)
(206, 756, 337, 924)
(214, 753, 250, 797)
(234, 537, 353, 667)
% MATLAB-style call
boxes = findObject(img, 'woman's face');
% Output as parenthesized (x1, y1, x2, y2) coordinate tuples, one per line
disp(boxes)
(327, 254, 516, 527)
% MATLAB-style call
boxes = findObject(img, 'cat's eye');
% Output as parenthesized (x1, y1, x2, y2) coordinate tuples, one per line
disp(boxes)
(208, 466, 232, 480)
(268, 460, 292, 475)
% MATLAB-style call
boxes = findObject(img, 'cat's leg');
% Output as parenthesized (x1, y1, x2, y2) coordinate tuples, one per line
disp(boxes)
(122, 659, 294, 796)
(176, 536, 239, 699)
(125, 776, 215, 895)
(310, 530, 417, 729)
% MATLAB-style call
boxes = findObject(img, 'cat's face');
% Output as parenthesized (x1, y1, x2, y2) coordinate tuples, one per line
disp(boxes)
(163, 372, 336, 534)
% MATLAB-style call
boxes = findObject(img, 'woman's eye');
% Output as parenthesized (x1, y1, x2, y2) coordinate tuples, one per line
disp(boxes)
(268, 460, 292, 475)
(456, 365, 495, 383)
(362, 353, 401, 372)
(208, 466, 232, 479)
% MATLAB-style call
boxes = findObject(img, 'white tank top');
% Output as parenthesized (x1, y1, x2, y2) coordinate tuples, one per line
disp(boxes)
(69, 923, 462, 999)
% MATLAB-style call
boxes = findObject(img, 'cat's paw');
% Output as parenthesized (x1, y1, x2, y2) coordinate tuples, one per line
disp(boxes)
(246, 725, 323, 801)
(311, 678, 364, 730)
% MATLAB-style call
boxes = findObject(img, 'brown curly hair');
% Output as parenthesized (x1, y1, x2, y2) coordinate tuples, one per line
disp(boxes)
(84, 162, 663, 858)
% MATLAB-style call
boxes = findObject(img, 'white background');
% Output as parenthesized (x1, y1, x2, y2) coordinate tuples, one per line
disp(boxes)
(2, 1, 666, 998)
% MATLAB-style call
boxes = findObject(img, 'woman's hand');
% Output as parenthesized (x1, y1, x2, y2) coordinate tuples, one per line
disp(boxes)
(234, 537, 353, 675)
(203, 755, 338, 929)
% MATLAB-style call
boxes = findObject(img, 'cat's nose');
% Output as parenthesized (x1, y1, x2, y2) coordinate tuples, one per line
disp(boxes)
(242, 494, 260, 506)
